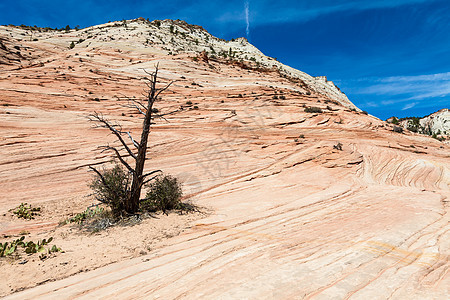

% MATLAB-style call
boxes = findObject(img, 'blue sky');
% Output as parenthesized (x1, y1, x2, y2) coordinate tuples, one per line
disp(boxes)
(1, 0, 449, 119)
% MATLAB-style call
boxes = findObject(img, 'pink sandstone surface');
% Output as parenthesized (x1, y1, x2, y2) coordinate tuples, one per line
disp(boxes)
(0, 20, 448, 299)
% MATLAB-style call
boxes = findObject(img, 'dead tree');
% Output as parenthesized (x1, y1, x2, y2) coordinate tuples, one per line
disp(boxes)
(89, 66, 176, 214)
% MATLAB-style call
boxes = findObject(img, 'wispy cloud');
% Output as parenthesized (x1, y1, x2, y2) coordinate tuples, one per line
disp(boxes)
(245, 1, 250, 39)
(245, 0, 439, 26)
(350, 72, 450, 100)
(343, 71, 450, 116)
(402, 102, 417, 110)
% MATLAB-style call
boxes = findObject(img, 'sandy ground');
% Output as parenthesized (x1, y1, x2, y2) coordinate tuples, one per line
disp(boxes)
(0, 23, 449, 299)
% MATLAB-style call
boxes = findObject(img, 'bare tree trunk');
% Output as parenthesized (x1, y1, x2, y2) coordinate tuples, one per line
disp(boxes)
(127, 95, 153, 213)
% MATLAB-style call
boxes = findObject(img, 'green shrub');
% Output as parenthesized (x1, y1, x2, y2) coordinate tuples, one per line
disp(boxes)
(0, 236, 62, 258)
(304, 106, 323, 113)
(90, 164, 130, 216)
(62, 206, 105, 225)
(13, 203, 40, 219)
(142, 174, 182, 214)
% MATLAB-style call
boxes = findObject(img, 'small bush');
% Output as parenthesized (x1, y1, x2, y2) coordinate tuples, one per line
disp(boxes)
(142, 174, 182, 214)
(393, 126, 403, 133)
(12, 203, 40, 220)
(333, 142, 343, 151)
(62, 206, 105, 225)
(304, 106, 323, 113)
(69, 41, 75, 49)
(186, 100, 193, 105)
(90, 164, 130, 216)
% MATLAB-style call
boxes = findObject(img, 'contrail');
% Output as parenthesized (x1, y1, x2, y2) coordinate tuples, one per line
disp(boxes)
(245, 0, 250, 39)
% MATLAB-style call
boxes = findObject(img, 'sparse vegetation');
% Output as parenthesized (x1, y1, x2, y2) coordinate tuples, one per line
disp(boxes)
(62, 206, 105, 225)
(90, 163, 130, 217)
(304, 106, 323, 113)
(141, 174, 183, 214)
(393, 126, 403, 133)
(432, 133, 445, 142)
(0, 236, 62, 259)
(406, 117, 421, 133)
(333, 142, 343, 151)
(12, 203, 41, 220)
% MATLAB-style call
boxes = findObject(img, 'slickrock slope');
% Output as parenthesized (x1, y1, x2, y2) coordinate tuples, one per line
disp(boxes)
(1, 19, 449, 299)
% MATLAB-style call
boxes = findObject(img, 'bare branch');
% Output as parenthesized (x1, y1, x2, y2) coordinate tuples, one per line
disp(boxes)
(128, 97, 147, 111)
(142, 175, 159, 186)
(89, 165, 107, 185)
(88, 166, 109, 204)
(89, 112, 137, 160)
(154, 108, 181, 118)
(151, 108, 182, 123)
(132, 104, 146, 116)
(126, 131, 140, 149)
(155, 81, 174, 99)
(100, 145, 135, 174)
(141, 169, 162, 179)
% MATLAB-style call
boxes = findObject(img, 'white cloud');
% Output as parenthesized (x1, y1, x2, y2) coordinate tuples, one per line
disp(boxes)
(402, 102, 417, 110)
(244, 0, 436, 26)
(349, 72, 450, 101)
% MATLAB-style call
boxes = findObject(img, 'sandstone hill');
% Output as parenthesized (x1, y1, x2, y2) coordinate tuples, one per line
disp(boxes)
(0, 19, 448, 299)
(388, 109, 450, 139)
